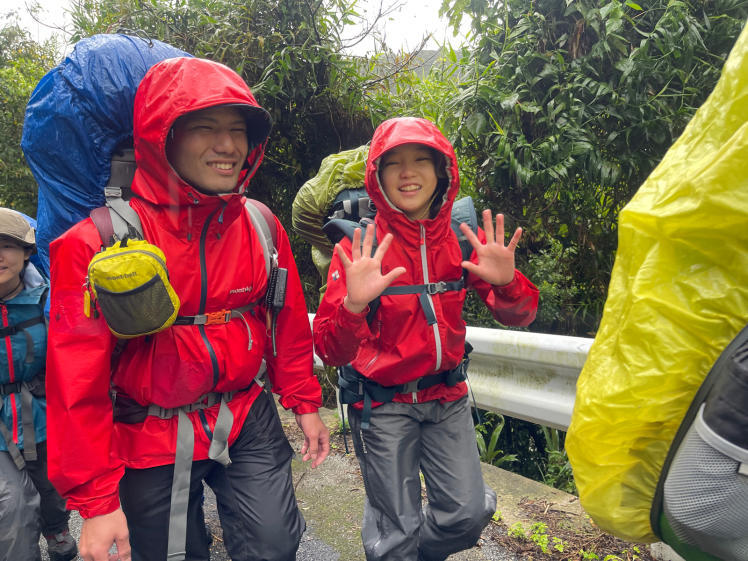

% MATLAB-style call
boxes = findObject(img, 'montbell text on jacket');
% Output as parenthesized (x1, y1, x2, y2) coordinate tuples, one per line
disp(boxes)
(0, 265, 48, 455)
(46, 57, 321, 519)
(313, 117, 538, 404)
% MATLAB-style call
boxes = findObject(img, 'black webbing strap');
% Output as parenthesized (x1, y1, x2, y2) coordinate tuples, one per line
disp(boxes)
(0, 315, 44, 338)
(338, 348, 471, 429)
(0, 316, 43, 364)
(373, 279, 465, 325)
(0, 381, 23, 395)
(380, 280, 465, 296)
(173, 304, 255, 326)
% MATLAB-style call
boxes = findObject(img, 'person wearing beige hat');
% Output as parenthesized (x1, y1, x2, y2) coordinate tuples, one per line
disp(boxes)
(0, 208, 77, 561)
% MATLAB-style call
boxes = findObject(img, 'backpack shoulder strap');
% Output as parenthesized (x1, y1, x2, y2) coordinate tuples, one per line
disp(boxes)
(244, 198, 279, 280)
(107, 192, 142, 240)
(450, 196, 478, 262)
(90, 191, 143, 246)
(90, 207, 116, 247)
(322, 218, 364, 247)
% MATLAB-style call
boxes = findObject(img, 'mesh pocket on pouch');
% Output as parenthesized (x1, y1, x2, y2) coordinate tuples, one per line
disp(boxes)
(663, 404, 748, 561)
(95, 275, 177, 337)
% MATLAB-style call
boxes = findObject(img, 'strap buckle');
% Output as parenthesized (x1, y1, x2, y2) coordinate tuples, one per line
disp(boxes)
(203, 310, 232, 325)
(0, 381, 23, 396)
(400, 379, 420, 394)
(426, 281, 447, 295)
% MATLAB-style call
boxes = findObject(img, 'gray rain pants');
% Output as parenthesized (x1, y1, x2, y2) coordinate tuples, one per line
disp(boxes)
(0, 440, 71, 561)
(348, 395, 496, 561)
(0, 450, 42, 561)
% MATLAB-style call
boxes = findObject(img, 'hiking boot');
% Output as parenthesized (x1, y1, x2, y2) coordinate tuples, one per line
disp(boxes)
(45, 528, 78, 561)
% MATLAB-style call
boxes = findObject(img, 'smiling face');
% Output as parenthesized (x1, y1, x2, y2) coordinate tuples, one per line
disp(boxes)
(0, 237, 30, 295)
(379, 143, 440, 221)
(166, 105, 250, 195)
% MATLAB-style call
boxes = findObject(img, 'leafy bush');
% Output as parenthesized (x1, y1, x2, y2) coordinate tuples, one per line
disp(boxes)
(0, 21, 59, 215)
(475, 411, 518, 467)
(441, 0, 748, 336)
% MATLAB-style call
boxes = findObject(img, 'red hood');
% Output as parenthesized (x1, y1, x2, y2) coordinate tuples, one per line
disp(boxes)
(132, 57, 271, 208)
(365, 117, 460, 239)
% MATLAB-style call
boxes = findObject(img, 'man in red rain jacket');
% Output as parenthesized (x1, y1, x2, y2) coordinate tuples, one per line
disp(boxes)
(46, 57, 329, 561)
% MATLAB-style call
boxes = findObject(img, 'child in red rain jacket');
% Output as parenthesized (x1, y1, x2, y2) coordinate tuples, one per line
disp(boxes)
(313, 117, 538, 561)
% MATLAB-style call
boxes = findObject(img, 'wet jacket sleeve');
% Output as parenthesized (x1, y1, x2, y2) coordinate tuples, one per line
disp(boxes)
(313, 240, 373, 366)
(266, 219, 323, 415)
(46, 220, 124, 519)
(468, 227, 539, 327)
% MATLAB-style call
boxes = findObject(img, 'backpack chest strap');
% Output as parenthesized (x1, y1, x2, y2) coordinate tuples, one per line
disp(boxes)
(173, 304, 255, 326)
(0, 315, 44, 364)
(378, 279, 465, 325)
(173, 304, 257, 350)
(0, 315, 44, 338)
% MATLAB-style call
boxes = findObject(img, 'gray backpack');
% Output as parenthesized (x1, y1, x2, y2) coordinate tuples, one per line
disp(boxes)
(651, 324, 748, 561)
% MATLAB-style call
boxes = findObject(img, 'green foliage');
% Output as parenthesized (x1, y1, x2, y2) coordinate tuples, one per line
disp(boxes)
(363, 47, 467, 134)
(0, 20, 59, 216)
(319, 365, 339, 409)
(552, 536, 567, 553)
(475, 411, 518, 467)
(529, 521, 551, 553)
(476, 412, 547, 481)
(441, 0, 748, 336)
(539, 425, 577, 494)
(475, 410, 577, 495)
(507, 521, 527, 539)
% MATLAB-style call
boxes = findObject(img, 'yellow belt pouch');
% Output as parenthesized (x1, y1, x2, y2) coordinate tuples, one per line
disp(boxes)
(86, 238, 180, 338)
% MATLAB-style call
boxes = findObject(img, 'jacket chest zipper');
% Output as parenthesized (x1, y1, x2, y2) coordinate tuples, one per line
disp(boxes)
(419, 225, 443, 400)
(1, 306, 14, 383)
(199, 207, 221, 389)
(1, 305, 18, 442)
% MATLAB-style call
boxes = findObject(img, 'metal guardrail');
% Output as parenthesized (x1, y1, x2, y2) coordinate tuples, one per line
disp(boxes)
(463, 326, 592, 430)
(309, 315, 593, 430)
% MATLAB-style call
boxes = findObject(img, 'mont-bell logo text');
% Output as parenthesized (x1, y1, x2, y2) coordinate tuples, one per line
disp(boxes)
(106, 271, 138, 281)
(230, 286, 252, 295)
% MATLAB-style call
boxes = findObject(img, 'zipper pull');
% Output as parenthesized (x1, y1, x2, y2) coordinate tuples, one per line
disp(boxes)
(83, 280, 92, 318)
(83, 290, 91, 318)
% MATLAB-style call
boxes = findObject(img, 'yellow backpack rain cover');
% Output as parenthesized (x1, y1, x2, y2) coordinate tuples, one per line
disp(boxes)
(565, 24, 748, 543)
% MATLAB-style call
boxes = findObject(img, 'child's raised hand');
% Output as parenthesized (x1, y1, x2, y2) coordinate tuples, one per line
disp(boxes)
(460, 210, 521, 286)
(336, 224, 406, 314)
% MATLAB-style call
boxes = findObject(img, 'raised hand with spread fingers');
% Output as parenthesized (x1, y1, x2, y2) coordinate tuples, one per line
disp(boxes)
(460, 209, 522, 287)
(335, 224, 406, 314)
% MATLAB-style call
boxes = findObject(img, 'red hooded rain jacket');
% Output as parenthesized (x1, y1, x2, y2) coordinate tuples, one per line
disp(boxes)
(313, 117, 538, 405)
(46, 58, 321, 518)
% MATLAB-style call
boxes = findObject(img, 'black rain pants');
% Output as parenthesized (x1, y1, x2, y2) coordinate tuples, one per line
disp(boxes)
(120, 389, 305, 561)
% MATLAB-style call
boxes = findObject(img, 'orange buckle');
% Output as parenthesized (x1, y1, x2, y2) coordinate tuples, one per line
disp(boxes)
(204, 310, 232, 325)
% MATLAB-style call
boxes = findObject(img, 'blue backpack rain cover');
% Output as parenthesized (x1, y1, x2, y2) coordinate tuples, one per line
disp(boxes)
(20, 34, 191, 276)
